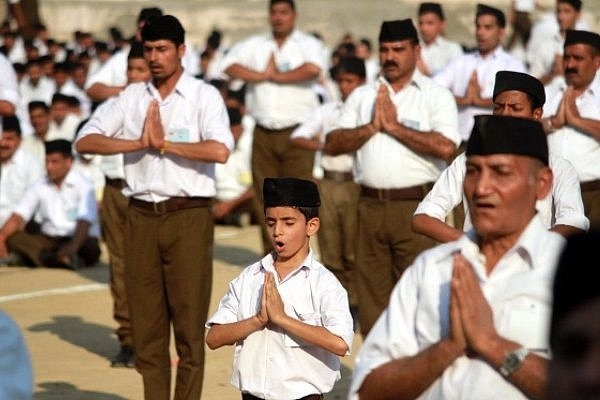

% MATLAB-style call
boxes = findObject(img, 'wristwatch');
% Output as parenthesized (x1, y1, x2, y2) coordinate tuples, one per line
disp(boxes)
(499, 347, 529, 378)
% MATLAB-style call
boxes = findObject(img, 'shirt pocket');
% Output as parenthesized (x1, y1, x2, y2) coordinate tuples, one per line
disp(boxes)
(504, 299, 551, 353)
(283, 305, 322, 348)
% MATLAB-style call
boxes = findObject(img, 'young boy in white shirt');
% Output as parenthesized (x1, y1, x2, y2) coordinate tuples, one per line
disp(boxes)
(206, 177, 354, 400)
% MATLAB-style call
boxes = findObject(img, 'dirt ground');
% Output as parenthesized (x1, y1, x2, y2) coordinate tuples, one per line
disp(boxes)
(0, 224, 362, 399)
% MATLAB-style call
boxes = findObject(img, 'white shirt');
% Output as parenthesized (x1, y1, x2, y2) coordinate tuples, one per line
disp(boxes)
(0, 53, 20, 132)
(46, 113, 83, 142)
(434, 46, 527, 141)
(0, 147, 44, 226)
(19, 76, 56, 106)
(414, 152, 589, 232)
(207, 250, 354, 400)
(19, 135, 45, 166)
(77, 73, 234, 202)
(215, 121, 253, 201)
(420, 36, 464, 77)
(14, 168, 100, 238)
(332, 72, 460, 189)
(544, 74, 600, 182)
(221, 29, 326, 129)
(59, 79, 92, 119)
(527, 32, 563, 79)
(350, 216, 565, 400)
(291, 100, 354, 175)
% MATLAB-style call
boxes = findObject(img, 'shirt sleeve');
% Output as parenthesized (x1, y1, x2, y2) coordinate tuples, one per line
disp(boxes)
(317, 272, 355, 353)
(0, 54, 19, 106)
(206, 275, 243, 327)
(198, 84, 235, 151)
(427, 83, 461, 144)
(415, 154, 466, 220)
(76, 179, 99, 225)
(76, 93, 127, 140)
(12, 180, 42, 222)
(549, 154, 590, 231)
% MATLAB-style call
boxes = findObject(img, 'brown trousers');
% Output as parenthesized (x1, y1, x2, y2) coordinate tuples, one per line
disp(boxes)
(583, 189, 600, 230)
(7, 231, 100, 267)
(317, 179, 360, 306)
(125, 204, 213, 400)
(251, 124, 315, 254)
(356, 197, 437, 336)
(100, 182, 131, 346)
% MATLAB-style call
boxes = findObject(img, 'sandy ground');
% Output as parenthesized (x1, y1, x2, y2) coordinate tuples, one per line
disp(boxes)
(0, 224, 362, 399)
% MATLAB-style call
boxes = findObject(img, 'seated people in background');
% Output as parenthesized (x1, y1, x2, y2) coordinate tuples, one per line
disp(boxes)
(0, 139, 101, 269)
(47, 93, 82, 141)
(350, 114, 565, 400)
(548, 230, 600, 400)
(0, 116, 44, 229)
(21, 101, 52, 164)
(213, 107, 254, 227)
(413, 70, 589, 241)
(206, 177, 354, 399)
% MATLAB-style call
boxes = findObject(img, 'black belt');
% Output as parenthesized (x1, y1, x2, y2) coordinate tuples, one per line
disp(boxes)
(242, 393, 323, 400)
(361, 183, 433, 201)
(581, 179, 600, 192)
(255, 123, 299, 133)
(105, 177, 127, 189)
(129, 196, 212, 214)
(323, 170, 353, 182)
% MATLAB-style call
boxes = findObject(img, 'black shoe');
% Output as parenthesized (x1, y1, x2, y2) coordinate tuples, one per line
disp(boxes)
(110, 345, 134, 368)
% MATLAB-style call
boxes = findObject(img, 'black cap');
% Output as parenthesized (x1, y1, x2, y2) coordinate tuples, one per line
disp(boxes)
(335, 56, 366, 79)
(2, 115, 21, 135)
(263, 177, 320, 208)
(141, 15, 185, 46)
(550, 231, 600, 347)
(476, 3, 506, 28)
(493, 71, 545, 109)
(418, 2, 444, 20)
(127, 41, 145, 60)
(558, 0, 582, 12)
(378, 19, 418, 43)
(45, 139, 72, 157)
(466, 114, 548, 166)
(137, 7, 163, 23)
(564, 29, 600, 51)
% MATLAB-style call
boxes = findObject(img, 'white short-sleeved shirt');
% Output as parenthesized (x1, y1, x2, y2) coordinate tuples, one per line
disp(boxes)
(544, 75, 600, 182)
(207, 250, 354, 400)
(332, 72, 460, 189)
(215, 122, 253, 202)
(84, 48, 129, 90)
(19, 76, 56, 106)
(0, 53, 20, 132)
(415, 152, 589, 232)
(527, 33, 563, 79)
(221, 29, 326, 129)
(14, 168, 100, 238)
(434, 47, 527, 141)
(0, 147, 44, 226)
(420, 36, 464, 77)
(291, 100, 355, 174)
(77, 73, 234, 202)
(350, 216, 565, 400)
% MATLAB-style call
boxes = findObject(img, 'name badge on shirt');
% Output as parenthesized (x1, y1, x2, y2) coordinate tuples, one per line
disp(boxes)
(67, 208, 78, 221)
(401, 118, 420, 130)
(168, 128, 190, 143)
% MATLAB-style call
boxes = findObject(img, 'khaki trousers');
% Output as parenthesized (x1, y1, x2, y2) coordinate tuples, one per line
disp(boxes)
(251, 124, 315, 254)
(317, 179, 360, 306)
(356, 197, 437, 336)
(583, 189, 600, 230)
(100, 182, 131, 346)
(125, 204, 213, 400)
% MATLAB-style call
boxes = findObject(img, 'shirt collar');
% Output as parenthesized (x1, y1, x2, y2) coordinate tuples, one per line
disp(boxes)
(377, 68, 425, 91)
(434, 214, 554, 270)
(475, 45, 503, 60)
(254, 248, 316, 275)
(145, 71, 192, 100)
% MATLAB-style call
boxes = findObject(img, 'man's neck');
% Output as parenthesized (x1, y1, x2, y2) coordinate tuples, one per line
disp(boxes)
(272, 30, 292, 47)
(153, 67, 184, 99)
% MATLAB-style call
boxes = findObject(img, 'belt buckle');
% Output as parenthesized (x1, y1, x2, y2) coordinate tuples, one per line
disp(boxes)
(152, 201, 167, 214)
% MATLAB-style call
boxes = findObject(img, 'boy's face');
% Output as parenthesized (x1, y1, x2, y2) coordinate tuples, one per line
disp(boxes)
(265, 206, 318, 260)
(335, 71, 364, 101)
(127, 58, 152, 84)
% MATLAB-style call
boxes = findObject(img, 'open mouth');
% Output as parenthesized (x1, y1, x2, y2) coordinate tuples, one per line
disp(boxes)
(274, 240, 285, 251)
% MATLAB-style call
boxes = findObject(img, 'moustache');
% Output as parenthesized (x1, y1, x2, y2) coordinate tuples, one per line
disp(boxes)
(565, 68, 578, 74)
(383, 61, 398, 68)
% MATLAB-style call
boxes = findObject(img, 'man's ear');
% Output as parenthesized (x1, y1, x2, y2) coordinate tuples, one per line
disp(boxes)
(536, 165, 554, 201)
(306, 217, 320, 237)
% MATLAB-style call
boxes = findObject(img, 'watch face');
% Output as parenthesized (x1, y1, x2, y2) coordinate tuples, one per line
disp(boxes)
(506, 353, 520, 368)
